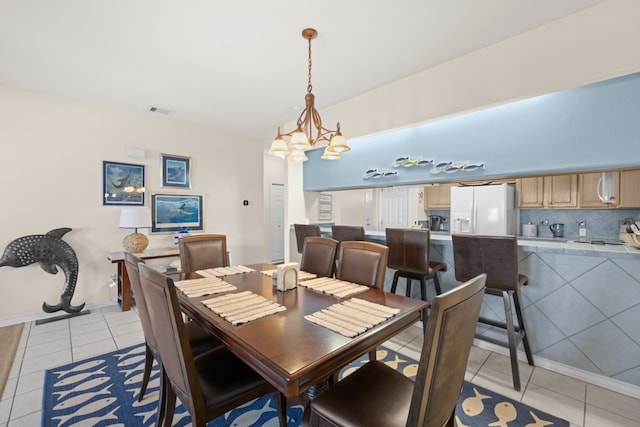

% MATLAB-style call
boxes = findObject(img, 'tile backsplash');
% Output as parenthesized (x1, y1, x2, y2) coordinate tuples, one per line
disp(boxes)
(519, 209, 639, 240)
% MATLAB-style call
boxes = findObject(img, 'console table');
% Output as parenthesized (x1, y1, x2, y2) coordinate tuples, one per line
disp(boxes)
(107, 247, 179, 311)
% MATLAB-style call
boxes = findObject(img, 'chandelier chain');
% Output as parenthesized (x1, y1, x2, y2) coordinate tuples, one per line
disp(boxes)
(307, 37, 313, 94)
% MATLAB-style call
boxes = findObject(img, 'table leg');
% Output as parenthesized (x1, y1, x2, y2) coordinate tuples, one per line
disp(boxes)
(117, 261, 131, 311)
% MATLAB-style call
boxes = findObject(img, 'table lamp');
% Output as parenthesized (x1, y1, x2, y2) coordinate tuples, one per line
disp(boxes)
(119, 208, 152, 253)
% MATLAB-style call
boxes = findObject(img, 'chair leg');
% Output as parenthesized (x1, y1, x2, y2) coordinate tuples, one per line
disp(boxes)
(502, 290, 521, 391)
(139, 344, 154, 401)
(432, 271, 443, 295)
(419, 277, 428, 332)
(156, 366, 166, 427)
(405, 277, 413, 298)
(368, 349, 377, 361)
(390, 270, 400, 293)
(274, 392, 287, 427)
(513, 291, 534, 366)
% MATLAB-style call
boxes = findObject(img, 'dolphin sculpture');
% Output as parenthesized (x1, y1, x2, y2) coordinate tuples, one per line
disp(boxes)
(0, 228, 85, 313)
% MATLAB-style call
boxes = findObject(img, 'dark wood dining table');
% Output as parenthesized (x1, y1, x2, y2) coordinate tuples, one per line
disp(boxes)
(176, 263, 428, 399)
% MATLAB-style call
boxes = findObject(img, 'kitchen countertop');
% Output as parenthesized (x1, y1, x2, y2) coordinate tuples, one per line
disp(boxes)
(314, 227, 640, 258)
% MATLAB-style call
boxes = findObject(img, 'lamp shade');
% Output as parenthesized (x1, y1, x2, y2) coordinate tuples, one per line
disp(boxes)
(119, 208, 152, 229)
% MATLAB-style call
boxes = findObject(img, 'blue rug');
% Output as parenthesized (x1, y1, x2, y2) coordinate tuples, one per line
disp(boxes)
(42, 344, 568, 426)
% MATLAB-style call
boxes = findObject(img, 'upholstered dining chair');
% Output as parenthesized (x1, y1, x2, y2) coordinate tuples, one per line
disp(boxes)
(137, 263, 287, 427)
(331, 225, 366, 272)
(303, 273, 486, 427)
(123, 252, 221, 401)
(179, 234, 228, 274)
(335, 240, 389, 362)
(300, 237, 339, 278)
(335, 241, 388, 289)
(294, 224, 322, 254)
(451, 234, 534, 391)
(385, 227, 447, 330)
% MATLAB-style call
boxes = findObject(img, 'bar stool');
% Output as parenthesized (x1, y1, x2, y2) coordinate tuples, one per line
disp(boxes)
(385, 228, 447, 330)
(331, 225, 365, 273)
(294, 224, 321, 254)
(451, 234, 534, 391)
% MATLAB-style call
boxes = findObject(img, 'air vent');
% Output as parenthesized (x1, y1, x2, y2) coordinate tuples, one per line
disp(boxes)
(149, 106, 174, 116)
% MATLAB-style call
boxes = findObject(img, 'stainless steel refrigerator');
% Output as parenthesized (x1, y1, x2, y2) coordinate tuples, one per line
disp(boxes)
(450, 183, 516, 235)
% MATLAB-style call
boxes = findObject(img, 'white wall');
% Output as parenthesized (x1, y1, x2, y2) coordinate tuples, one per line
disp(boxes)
(0, 86, 265, 320)
(279, 0, 640, 256)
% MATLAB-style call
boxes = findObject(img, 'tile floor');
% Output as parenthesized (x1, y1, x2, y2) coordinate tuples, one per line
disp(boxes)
(1, 304, 640, 427)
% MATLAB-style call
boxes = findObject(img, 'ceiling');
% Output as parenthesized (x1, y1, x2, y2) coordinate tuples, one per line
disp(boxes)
(0, 0, 605, 143)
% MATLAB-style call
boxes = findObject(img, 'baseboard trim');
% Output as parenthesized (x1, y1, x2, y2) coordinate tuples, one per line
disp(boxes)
(0, 300, 116, 327)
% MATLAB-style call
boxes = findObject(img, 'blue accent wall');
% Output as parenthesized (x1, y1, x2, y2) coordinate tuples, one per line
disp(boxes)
(303, 72, 640, 191)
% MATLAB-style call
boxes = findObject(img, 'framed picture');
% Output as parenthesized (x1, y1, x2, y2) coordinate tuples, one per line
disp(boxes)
(319, 203, 332, 212)
(161, 154, 191, 188)
(319, 194, 332, 203)
(319, 212, 332, 221)
(103, 161, 145, 206)
(151, 193, 204, 233)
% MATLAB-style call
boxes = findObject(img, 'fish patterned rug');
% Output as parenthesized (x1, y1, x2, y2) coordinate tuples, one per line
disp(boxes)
(42, 343, 568, 426)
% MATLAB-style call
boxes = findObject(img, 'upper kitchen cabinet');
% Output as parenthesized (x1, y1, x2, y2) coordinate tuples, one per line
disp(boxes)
(424, 183, 453, 210)
(618, 169, 640, 208)
(579, 172, 620, 208)
(516, 175, 578, 208)
(516, 177, 544, 208)
(545, 175, 578, 207)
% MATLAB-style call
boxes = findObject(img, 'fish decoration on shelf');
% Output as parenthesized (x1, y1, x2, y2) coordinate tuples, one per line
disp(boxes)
(391, 156, 434, 168)
(431, 161, 485, 174)
(363, 169, 399, 180)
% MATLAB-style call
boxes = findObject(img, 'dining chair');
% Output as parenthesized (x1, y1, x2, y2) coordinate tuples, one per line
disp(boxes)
(179, 234, 228, 274)
(303, 273, 487, 427)
(294, 224, 322, 254)
(451, 234, 534, 391)
(335, 240, 388, 362)
(300, 237, 338, 278)
(385, 227, 447, 331)
(335, 241, 388, 289)
(123, 252, 222, 401)
(137, 263, 287, 427)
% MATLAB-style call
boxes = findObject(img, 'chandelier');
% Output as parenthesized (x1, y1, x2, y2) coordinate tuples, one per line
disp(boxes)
(268, 28, 350, 161)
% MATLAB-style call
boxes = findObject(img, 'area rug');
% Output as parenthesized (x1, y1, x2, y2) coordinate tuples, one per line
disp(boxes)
(43, 343, 568, 426)
(0, 322, 24, 398)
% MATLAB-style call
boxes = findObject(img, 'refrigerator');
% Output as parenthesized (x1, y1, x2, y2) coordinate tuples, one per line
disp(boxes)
(450, 183, 516, 235)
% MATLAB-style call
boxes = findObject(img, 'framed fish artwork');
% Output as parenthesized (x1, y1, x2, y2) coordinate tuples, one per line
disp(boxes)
(150, 193, 204, 233)
(103, 161, 145, 206)
(161, 153, 192, 188)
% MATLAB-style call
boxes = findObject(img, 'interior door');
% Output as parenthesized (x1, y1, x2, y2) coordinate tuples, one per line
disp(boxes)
(269, 183, 285, 263)
(379, 187, 408, 228)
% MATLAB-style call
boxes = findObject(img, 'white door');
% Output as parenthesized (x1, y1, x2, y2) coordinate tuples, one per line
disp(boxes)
(379, 187, 409, 229)
(269, 183, 285, 263)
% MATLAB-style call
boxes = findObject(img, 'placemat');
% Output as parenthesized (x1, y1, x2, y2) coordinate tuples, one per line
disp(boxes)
(201, 291, 286, 325)
(260, 269, 317, 282)
(196, 265, 255, 278)
(298, 277, 369, 298)
(174, 277, 237, 297)
(305, 298, 400, 337)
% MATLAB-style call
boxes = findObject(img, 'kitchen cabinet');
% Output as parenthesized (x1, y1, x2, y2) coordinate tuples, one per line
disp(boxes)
(516, 175, 578, 208)
(545, 175, 578, 207)
(516, 177, 544, 208)
(618, 169, 640, 208)
(579, 172, 620, 208)
(424, 183, 452, 210)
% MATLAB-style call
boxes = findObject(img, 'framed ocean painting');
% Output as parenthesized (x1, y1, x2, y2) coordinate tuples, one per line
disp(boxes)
(103, 161, 145, 206)
(161, 154, 191, 188)
(151, 193, 203, 233)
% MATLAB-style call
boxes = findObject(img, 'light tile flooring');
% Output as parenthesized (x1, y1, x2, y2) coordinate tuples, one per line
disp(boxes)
(1, 305, 640, 427)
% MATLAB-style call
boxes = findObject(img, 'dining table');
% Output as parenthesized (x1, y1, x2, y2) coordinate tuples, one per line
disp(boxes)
(175, 263, 428, 400)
